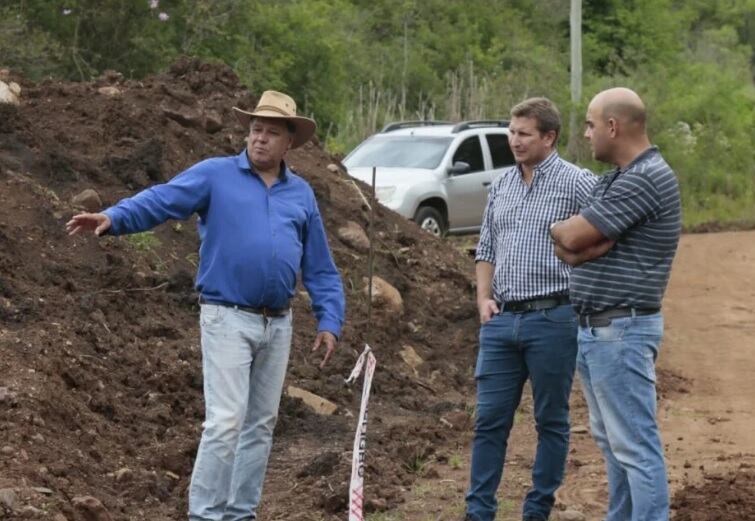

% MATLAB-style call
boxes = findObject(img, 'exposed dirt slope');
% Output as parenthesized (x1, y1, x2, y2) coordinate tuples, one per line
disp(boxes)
(0, 58, 479, 520)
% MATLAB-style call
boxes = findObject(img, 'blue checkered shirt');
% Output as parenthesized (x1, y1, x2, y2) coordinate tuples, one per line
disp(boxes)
(476, 152, 597, 303)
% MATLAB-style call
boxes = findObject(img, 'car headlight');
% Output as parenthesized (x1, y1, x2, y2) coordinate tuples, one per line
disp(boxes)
(375, 186, 397, 202)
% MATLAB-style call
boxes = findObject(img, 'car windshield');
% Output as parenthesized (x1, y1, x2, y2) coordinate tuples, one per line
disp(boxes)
(344, 135, 453, 169)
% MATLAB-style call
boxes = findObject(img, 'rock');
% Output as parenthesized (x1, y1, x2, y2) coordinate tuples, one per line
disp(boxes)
(570, 425, 589, 434)
(0, 488, 16, 510)
(364, 276, 404, 315)
(31, 433, 45, 443)
(366, 497, 387, 510)
(557, 510, 586, 521)
(53, 514, 69, 521)
(72, 496, 112, 521)
(113, 467, 133, 483)
(0, 80, 20, 105)
(326, 163, 340, 173)
(161, 105, 203, 128)
(337, 221, 370, 253)
(399, 345, 424, 371)
(442, 410, 471, 430)
(286, 386, 337, 415)
(71, 189, 102, 212)
(204, 111, 223, 133)
(32, 487, 53, 495)
(96, 86, 121, 97)
(20, 505, 44, 517)
(0, 387, 17, 405)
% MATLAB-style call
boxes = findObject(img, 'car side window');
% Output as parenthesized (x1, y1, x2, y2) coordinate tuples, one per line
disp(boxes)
(452, 137, 485, 173)
(486, 134, 516, 168)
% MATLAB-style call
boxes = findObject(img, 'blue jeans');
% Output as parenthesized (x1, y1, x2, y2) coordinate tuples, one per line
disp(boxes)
(577, 312, 669, 521)
(466, 304, 578, 521)
(188, 304, 293, 521)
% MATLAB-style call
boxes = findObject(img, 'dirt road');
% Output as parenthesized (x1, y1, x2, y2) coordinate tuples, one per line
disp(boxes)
(386, 231, 755, 521)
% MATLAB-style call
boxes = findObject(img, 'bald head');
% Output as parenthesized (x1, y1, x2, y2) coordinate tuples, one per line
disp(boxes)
(584, 88, 652, 167)
(589, 87, 647, 132)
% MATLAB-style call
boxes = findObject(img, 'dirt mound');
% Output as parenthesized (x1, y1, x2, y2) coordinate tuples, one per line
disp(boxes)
(0, 57, 479, 520)
(672, 469, 755, 520)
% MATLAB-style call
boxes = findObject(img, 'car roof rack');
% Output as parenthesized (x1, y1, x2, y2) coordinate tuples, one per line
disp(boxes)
(380, 120, 453, 133)
(451, 120, 510, 133)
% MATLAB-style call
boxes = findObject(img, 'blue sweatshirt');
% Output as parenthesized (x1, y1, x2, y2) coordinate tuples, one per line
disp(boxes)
(103, 150, 345, 336)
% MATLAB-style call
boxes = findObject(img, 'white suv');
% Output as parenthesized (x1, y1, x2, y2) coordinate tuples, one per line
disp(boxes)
(343, 120, 515, 236)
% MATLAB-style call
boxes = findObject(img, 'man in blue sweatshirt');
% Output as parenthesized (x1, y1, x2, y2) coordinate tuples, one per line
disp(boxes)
(67, 90, 346, 521)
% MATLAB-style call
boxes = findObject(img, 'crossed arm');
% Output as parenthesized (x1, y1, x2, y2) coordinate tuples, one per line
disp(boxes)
(550, 215, 615, 267)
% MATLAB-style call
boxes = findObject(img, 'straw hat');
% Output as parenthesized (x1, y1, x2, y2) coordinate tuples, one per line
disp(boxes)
(232, 90, 316, 149)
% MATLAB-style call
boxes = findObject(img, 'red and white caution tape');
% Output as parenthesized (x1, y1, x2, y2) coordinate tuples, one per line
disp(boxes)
(345, 345, 377, 521)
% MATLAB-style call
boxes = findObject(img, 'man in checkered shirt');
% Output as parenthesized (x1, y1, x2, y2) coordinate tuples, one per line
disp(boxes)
(464, 98, 599, 521)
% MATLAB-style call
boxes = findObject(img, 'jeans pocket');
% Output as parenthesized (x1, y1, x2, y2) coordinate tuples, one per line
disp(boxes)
(200, 304, 225, 328)
(582, 317, 629, 341)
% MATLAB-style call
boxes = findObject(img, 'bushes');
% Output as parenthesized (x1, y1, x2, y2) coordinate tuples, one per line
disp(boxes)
(0, 0, 753, 226)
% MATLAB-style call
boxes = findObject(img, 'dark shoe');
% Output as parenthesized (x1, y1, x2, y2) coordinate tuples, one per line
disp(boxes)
(523, 515, 548, 521)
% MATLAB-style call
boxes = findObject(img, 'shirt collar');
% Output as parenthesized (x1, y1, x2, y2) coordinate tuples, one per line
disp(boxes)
(236, 149, 290, 182)
(535, 150, 559, 173)
(516, 150, 560, 179)
(619, 146, 659, 174)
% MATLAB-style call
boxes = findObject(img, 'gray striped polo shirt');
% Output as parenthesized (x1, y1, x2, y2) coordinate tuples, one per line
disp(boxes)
(570, 147, 681, 315)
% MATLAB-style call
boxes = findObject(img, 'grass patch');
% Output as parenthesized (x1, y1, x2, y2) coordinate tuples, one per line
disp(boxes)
(449, 452, 464, 470)
(124, 231, 161, 252)
(403, 451, 429, 476)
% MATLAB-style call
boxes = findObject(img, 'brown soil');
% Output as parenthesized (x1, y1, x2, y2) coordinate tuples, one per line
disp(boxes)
(672, 470, 755, 521)
(0, 58, 479, 520)
(0, 60, 753, 521)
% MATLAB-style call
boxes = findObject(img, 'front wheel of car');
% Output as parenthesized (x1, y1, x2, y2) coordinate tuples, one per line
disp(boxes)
(414, 206, 447, 237)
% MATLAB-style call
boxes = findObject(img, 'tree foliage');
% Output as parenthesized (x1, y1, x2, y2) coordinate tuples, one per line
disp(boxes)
(1, 0, 753, 225)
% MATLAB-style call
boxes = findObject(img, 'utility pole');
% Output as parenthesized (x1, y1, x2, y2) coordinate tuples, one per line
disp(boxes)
(567, 0, 582, 160)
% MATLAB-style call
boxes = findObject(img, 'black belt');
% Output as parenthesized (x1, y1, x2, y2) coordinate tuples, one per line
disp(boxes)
(199, 297, 290, 318)
(579, 307, 660, 328)
(501, 294, 570, 313)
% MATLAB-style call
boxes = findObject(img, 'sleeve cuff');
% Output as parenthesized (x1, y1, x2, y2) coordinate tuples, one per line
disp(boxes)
(317, 318, 342, 339)
(580, 206, 619, 241)
(475, 251, 495, 264)
(102, 208, 122, 236)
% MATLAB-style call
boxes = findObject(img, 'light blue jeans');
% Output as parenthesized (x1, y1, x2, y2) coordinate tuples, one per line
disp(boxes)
(577, 312, 669, 521)
(188, 304, 293, 521)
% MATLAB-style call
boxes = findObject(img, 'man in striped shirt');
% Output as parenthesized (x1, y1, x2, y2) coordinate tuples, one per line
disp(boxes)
(464, 98, 596, 521)
(550, 88, 681, 521)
